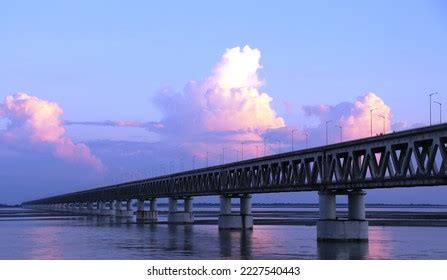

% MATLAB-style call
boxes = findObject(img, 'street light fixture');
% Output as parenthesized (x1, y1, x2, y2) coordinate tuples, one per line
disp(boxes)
(303, 133, 309, 149)
(255, 145, 259, 158)
(335, 125, 342, 142)
(291, 129, 298, 151)
(233, 149, 239, 161)
(433, 101, 442, 123)
(429, 92, 438, 125)
(192, 155, 196, 170)
(264, 136, 269, 156)
(275, 140, 281, 154)
(205, 152, 209, 168)
(370, 108, 376, 137)
(241, 142, 246, 160)
(378, 114, 386, 134)
(222, 148, 226, 164)
(325, 120, 332, 145)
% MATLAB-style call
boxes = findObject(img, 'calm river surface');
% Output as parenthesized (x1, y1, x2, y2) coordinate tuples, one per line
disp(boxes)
(1, 207, 446, 260)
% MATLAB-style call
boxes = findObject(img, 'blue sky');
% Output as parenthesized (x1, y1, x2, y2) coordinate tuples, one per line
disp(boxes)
(0, 0, 446, 204)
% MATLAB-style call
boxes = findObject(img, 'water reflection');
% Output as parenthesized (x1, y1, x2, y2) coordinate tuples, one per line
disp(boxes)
(368, 226, 393, 259)
(28, 226, 63, 259)
(167, 225, 194, 255)
(317, 241, 369, 260)
(114, 217, 133, 226)
(219, 230, 253, 259)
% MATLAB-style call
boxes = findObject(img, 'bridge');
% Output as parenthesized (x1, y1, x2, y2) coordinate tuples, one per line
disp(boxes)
(23, 124, 447, 241)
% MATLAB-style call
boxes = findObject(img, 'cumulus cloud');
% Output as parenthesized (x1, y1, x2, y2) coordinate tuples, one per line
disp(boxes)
(303, 92, 392, 142)
(155, 46, 284, 137)
(0, 93, 105, 172)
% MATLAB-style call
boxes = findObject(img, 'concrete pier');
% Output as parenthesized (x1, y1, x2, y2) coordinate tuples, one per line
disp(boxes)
(317, 190, 368, 242)
(167, 197, 194, 223)
(86, 202, 95, 215)
(116, 200, 134, 218)
(218, 194, 253, 230)
(78, 202, 88, 214)
(136, 199, 158, 221)
(99, 201, 115, 216)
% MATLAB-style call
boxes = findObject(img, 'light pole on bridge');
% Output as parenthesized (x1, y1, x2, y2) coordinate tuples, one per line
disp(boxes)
(433, 101, 442, 124)
(241, 142, 246, 160)
(255, 145, 259, 158)
(264, 136, 269, 157)
(233, 149, 239, 161)
(370, 108, 376, 137)
(222, 148, 226, 164)
(429, 92, 438, 125)
(291, 129, 298, 152)
(325, 120, 332, 145)
(335, 125, 342, 142)
(192, 155, 196, 170)
(275, 140, 281, 154)
(378, 114, 386, 134)
(303, 133, 309, 149)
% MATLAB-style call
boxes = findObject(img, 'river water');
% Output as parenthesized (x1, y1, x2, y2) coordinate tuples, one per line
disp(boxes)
(1, 207, 446, 260)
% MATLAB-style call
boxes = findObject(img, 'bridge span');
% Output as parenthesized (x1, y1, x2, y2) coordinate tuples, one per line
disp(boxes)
(22, 124, 447, 241)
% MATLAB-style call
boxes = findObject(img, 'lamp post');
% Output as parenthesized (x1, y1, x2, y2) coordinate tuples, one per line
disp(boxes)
(205, 152, 209, 168)
(335, 125, 342, 142)
(192, 155, 196, 170)
(434, 101, 442, 123)
(370, 108, 376, 136)
(429, 92, 438, 125)
(275, 140, 281, 154)
(264, 136, 269, 156)
(303, 133, 309, 149)
(255, 145, 259, 158)
(169, 161, 173, 173)
(378, 114, 386, 134)
(234, 149, 239, 161)
(325, 120, 332, 145)
(222, 148, 226, 164)
(291, 129, 298, 151)
(241, 142, 246, 160)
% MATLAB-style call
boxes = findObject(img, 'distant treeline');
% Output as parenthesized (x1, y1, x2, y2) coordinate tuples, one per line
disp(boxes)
(156, 202, 447, 208)
(0, 204, 21, 208)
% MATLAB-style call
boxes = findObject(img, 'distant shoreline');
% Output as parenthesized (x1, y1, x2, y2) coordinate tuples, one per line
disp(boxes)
(0, 204, 21, 208)
(3, 202, 446, 209)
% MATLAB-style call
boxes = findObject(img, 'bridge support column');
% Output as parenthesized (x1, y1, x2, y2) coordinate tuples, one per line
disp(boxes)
(218, 194, 253, 230)
(167, 197, 194, 224)
(116, 200, 134, 218)
(317, 190, 368, 242)
(136, 199, 158, 222)
(99, 201, 113, 215)
(86, 202, 94, 215)
(68, 203, 75, 213)
(78, 202, 87, 214)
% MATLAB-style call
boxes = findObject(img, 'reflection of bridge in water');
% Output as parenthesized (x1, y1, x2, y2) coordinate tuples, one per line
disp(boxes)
(23, 124, 447, 241)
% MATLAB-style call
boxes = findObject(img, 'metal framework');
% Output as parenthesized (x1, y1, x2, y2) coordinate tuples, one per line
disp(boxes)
(23, 124, 447, 205)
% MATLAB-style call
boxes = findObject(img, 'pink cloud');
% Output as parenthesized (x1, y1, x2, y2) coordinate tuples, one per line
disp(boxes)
(303, 92, 393, 142)
(340, 92, 392, 139)
(152, 45, 285, 156)
(0, 93, 105, 172)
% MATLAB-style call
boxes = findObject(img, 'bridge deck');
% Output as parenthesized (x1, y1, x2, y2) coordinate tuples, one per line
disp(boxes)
(23, 124, 447, 205)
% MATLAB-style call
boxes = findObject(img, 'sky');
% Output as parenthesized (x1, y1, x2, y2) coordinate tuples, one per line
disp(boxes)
(1, 0, 447, 204)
